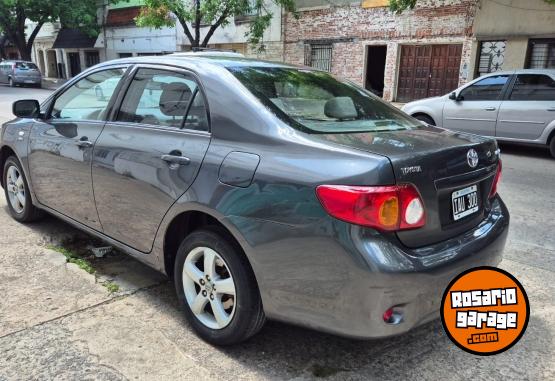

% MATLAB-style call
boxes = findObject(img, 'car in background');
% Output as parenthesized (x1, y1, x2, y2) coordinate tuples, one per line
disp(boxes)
(0, 60, 42, 88)
(402, 69, 555, 157)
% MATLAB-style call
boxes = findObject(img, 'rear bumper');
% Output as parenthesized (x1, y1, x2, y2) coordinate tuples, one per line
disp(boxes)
(13, 76, 41, 84)
(251, 196, 509, 339)
(318, 196, 508, 339)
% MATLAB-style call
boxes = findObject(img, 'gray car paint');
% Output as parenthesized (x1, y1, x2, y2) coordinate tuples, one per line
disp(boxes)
(402, 69, 555, 146)
(0, 55, 509, 339)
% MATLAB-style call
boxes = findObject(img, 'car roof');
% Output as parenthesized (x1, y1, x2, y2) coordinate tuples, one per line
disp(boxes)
(481, 68, 555, 76)
(96, 54, 301, 72)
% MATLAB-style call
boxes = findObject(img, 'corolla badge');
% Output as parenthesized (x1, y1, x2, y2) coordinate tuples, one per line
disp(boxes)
(467, 149, 479, 168)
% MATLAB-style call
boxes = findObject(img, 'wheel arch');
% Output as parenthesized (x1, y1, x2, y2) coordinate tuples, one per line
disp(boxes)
(0, 145, 17, 188)
(162, 209, 259, 287)
(411, 112, 436, 125)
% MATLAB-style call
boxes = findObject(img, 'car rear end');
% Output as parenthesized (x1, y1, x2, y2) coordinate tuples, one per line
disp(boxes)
(311, 128, 506, 338)
(226, 63, 509, 339)
(13, 61, 42, 86)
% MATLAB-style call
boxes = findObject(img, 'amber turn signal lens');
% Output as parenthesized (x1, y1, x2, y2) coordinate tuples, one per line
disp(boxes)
(378, 196, 399, 228)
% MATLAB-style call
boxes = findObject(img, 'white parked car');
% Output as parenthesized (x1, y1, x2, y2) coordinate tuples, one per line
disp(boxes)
(402, 69, 555, 157)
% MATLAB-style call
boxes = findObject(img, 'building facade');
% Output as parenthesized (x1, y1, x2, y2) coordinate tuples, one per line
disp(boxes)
(284, 0, 555, 102)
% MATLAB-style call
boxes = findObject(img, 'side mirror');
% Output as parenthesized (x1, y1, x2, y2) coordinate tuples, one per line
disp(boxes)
(449, 92, 463, 102)
(13, 99, 40, 118)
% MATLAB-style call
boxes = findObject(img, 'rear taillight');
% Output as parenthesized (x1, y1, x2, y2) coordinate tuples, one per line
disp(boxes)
(489, 160, 502, 198)
(316, 184, 426, 231)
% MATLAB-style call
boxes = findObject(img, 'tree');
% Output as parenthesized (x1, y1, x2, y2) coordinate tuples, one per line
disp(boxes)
(136, 0, 296, 50)
(390, 0, 555, 13)
(0, 0, 100, 61)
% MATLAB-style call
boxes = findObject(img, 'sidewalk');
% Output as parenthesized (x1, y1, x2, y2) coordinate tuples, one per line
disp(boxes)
(42, 77, 68, 90)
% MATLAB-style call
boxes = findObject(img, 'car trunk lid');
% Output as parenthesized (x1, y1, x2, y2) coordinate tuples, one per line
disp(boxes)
(316, 125, 500, 248)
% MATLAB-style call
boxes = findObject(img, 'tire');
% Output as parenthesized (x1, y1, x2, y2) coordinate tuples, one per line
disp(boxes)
(9, 77, 15, 87)
(414, 114, 435, 126)
(174, 227, 265, 345)
(3, 156, 43, 222)
(550, 137, 555, 159)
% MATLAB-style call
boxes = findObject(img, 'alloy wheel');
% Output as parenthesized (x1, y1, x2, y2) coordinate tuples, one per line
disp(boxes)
(6, 165, 25, 213)
(182, 246, 236, 329)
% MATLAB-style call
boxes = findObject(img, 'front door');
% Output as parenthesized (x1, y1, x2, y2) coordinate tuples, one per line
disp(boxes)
(92, 67, 211, 253)
(28, 68, 126, 229)
(397, 44, 462, 102)
(497, 73, 555, 140)
(68, 52, 81, 77)
(442, 74, 511, 137)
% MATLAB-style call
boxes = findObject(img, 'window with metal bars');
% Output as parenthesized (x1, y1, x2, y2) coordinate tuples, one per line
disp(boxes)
(304, 44, 332, 72)
(527, 39, 555, 69)
(477, 40, 506, 77)
(85, 51, 100, 68)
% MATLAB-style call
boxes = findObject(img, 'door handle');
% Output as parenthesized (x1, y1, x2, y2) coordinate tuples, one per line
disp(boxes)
(76, 137, 93, 149)
(484, 107, 496, 111)
(161, 153, 191, 166)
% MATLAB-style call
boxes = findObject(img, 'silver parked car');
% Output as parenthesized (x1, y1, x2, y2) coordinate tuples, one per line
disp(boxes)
(402, 69, 555, 157)
(0, 60, 42, 88)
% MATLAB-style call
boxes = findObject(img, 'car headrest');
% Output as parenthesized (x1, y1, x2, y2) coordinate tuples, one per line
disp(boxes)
(324, 97, 357, 120)
(159, 82, 193, 116)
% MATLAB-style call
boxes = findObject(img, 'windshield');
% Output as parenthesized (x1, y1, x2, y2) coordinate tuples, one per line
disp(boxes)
(228, 66, 421, 134)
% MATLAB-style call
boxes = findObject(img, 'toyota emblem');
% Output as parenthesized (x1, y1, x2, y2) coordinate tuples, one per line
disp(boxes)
(467, 149, 479, 168)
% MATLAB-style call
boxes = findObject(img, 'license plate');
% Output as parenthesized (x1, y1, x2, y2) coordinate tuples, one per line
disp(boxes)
(452, 185, 479, 221)
(24, 80, 34, 83)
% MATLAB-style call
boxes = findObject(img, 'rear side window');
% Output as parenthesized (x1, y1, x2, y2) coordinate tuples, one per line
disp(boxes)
(117, 68, 209, 131)
(51, 68, 125, 121)
(459, 75, 509, 101)
(15, 62, 38, 70)
(509, 74, 555, 101)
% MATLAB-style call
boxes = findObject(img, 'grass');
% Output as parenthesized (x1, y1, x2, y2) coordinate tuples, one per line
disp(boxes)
(47, 243, 120, 294)
(47, 244, 96, 274)
(102, 281, 120, 294)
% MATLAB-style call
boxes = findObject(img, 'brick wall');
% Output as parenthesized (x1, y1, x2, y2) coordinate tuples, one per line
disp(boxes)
(246, 41, 285, 62)
(284, 0, 479, 101)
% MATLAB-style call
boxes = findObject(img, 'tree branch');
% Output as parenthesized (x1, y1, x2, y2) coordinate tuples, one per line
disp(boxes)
(201, 10, 230, 47)
(175, 13, 195, 47)
(26, 19, 46, 51)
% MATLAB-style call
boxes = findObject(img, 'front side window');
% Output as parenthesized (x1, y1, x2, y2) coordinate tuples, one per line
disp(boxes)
(509, 74, 555, 101)
(229, 66, 421, 134)
(459, 75, 509, 101)
(117, 68, 209, 131)
(51, 68, 125, 121)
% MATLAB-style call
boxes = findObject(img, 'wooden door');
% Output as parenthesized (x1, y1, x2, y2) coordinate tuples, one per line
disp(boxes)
(397, 44, 462, 102)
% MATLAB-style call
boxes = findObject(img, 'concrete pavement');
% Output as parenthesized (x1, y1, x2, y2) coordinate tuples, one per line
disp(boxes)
(0, 86, 554, 380)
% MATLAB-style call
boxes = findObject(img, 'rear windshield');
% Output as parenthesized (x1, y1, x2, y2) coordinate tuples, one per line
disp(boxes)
(15, 62, 38, 70)
(228, 66, 421, 134)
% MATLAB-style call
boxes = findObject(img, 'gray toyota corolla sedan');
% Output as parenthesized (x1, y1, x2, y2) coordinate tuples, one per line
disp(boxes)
(0, 54, 508, 345)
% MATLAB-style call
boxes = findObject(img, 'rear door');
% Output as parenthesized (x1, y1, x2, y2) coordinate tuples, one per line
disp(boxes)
(28, 67, 127, 229)
(442, 74, 511, 136)
(92, 66, 211, 253)
(496, 73, 555, 140)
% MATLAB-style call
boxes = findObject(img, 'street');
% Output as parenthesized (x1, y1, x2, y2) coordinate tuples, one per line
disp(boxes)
(0, 85, 554, 380)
